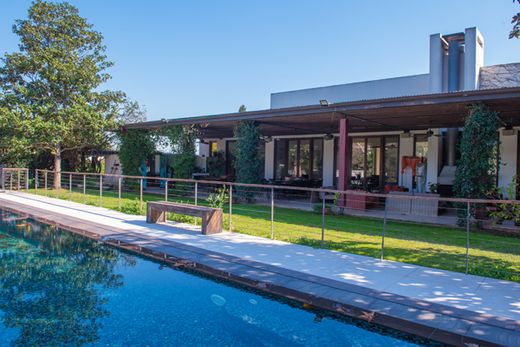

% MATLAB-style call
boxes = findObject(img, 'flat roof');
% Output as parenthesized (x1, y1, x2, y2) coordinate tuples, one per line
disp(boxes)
(125, 87, 520, 137)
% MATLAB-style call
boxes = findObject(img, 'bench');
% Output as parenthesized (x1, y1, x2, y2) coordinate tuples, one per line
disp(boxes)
(146, 201, 222, 235)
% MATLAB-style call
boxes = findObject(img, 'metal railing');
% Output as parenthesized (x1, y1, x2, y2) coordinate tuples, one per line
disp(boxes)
(0, 168, 29, 192)
(20, 169, 520, 278)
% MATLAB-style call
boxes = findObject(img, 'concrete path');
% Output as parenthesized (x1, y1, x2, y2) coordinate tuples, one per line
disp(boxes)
(1, 192, 519, 346)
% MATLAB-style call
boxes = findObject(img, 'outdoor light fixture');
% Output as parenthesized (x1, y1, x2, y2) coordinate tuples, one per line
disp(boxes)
(323, 133, 334, 140)
(319, 99, 329, 107)
(426, 129, 434, 137)
(263, 136, 273, 143)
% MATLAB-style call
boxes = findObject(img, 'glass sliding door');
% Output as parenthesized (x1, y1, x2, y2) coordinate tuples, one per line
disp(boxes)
(350, 138, 366, 189)
(384, 136, 399, 185)
(274, 138, 324, 185)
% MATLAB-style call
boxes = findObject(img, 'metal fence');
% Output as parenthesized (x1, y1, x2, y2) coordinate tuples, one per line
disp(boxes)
(3, 168, 520, 279)
(0, 168, 29, 192)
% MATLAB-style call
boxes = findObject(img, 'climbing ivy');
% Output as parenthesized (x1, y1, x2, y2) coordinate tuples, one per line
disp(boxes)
(233, 120, 263, 184)
(118, 129, 156, 176)
(454, 104, 500, 199)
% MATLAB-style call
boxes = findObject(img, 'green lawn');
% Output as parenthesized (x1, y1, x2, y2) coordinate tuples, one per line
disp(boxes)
(29, 186, 520, 283)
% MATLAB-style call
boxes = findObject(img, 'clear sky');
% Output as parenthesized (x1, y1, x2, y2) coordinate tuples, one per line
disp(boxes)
(0, 1, 518, 121)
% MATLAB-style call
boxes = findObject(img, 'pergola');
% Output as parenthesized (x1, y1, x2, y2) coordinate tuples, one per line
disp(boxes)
(125, 87, 520, 191)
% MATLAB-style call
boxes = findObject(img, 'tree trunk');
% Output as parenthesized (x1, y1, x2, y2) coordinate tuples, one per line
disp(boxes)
(53, 146, 61, 190)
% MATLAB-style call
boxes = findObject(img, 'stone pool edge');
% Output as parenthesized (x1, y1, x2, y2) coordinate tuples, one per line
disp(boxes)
(1, 200, 517, 347)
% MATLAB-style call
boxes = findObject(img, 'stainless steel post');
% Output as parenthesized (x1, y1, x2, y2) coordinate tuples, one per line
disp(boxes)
(228, 184, 232, 232)
(25, 169, 29, 191)
(10, 172, 13, 190)
(17, 171, 21, 190)
(466, 201, 470, 274)
(99, 175, 103, 207)
(270, 187, 274, 239)
(83, 174, 86, 204)
(139, 178, 143, 212)
(164, 180, 168, 201)
(69, 173, 72, 201)
(321, 195, 325, 246)
(44, 171, 48, 195)
(118, 176, 122, 209)
(35, 170, 39, 191)
(380, 197, 388, 260)
(195, 182, 198, 205)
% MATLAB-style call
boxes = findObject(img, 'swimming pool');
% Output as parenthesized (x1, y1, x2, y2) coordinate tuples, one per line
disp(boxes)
(0, 209, 434, 346)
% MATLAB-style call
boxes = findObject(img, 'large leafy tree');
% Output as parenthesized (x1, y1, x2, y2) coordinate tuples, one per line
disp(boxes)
(161, 125, 198, 179)
(511, 0, 520, 39)
(0, 1, 124, 188)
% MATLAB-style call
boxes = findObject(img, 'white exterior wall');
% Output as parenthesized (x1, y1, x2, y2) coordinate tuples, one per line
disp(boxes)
(498, 129, 518, 197)
(264, 141, 274, 179)
(323, 138, 335, 187)
(429, 33, 445, 93)
(270, 74, 430, 109)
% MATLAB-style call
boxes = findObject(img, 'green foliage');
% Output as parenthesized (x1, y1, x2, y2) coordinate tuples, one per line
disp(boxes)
(0, 1, 125, 173)
(161, 125, 198, 179)
(118, 129, 155, 176)
(238, 104, 247, 112)
(454, 104, 500, 199)
(119, 198, 141, 214)
(233, 120, 263, 184)
(207, 151, 226, 178)
(207, 186, 229, 209)
(511, 0, 520, 39)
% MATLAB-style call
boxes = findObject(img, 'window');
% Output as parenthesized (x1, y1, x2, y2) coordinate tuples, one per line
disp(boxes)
(414, 134, 428, 160)
(209, 141, 218, 157)
(274, 138, 324, 181)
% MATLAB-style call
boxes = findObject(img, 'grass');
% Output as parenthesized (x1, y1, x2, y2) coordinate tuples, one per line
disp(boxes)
(28, 185, 520, 283)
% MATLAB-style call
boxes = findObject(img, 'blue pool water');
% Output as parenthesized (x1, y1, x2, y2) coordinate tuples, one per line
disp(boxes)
(0, 209, 433, 346)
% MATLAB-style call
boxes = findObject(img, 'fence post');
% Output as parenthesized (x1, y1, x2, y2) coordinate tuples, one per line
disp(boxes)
(44, 171, 48, 196)
(10, 171, 13, 191)
(139, 178, 143, 212)
(69, 173, 72, 201)
(99, 175, 103, 208)
(321, 194, 326, 246)
(118, 176, 122, 209)
(228, 184, 232, 232)
(466, 201, 470, 275)
(83, 174, 86, 205)
(0, 169, 4, 191)
(164, 180, 168, 201)
(270, 187, 274, 239)
(35, 170, 39, 191)
(17, 170, 21, 190)
(380, 197, 388, 260)
(25, 169, 29, 191)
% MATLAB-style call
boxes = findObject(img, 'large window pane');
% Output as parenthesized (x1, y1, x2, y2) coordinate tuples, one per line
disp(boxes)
(384, 137, 399, 185)
(351, 138, 365, 188)
(299, 139, 311, 178)
(366, 137, 381, 190)
(414, 134, 428, 160)
(287, 140, 298, 177)
(275, 139, 287, 179)
(312, 139, 323, 180)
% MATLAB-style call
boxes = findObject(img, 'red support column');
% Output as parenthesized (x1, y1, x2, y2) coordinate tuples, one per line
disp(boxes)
(338, 117, 349, 206)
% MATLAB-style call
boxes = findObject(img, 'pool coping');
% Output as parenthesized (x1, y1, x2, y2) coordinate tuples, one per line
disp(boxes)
(1, 199, 518, 347)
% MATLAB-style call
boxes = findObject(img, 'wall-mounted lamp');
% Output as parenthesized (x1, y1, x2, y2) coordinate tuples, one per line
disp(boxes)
(323, 133, 334, 141)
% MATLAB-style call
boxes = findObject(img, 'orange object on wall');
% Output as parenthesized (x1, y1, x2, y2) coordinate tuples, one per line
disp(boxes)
(401, 156, 423, 176)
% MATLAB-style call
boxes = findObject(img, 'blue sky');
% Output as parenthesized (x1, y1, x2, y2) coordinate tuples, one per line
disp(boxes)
(0, 1, 518, 121)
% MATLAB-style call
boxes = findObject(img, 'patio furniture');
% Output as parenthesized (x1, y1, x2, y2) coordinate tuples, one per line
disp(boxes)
(146, 201, 222, 235)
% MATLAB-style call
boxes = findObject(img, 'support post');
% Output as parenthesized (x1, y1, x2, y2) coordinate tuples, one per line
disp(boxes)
(25, 169, 29, 191)
(228, 184, 232, 232)
(338, 117, 349, 207)
(83, 174, 86, 204)
(380, 197, 388, 260)
(35, 170, 39, 191)
(118, 176, 122, 209)
(466, 201, 470, 274)
(139, 178, 143, 212)
(195, 182, 198, 205)
(44, 171, 48, 195)
(17, 171, 21, 190)
(164, 180, 168, 201)
(69, 173, 72, 201)
(99, 175, 103, 207)
(270, 187, 274, 239)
